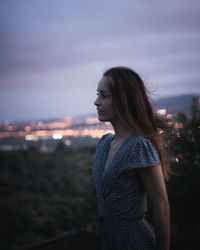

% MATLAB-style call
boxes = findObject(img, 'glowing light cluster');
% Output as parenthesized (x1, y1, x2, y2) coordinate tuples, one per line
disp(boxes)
(52, 133, 63, 140)
(25, 135, 39, 141)
(166, 114, 173, 119)
(28, 118, 72, 130)
(85, 117, 100, 124)
(174, 123, 183, 129)
(7, 125, 14, 131)
(4, 120, 10, 126)
(167, 122, 173, 126)
(157, 109, 166, 115)
(65, 139, 72, 146)
(25, 126, 31, 132)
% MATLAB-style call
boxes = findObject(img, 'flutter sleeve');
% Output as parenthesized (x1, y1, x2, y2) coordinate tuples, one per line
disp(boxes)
(121, 136, 161, 172)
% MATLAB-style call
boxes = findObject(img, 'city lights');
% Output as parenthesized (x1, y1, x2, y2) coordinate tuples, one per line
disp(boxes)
(25, 135, 39, 141)
(0, 111, 186, 142)
(7, 125, 13, 131)
(157, 109, 166, 115)
(65, 139, 72, 146)
(166, 114, 173, 119)
(25, 126, 31, 131)
(52, 133, 63, 140)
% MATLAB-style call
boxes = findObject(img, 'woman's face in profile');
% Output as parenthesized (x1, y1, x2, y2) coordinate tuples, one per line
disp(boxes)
(94, 76, 116, 122)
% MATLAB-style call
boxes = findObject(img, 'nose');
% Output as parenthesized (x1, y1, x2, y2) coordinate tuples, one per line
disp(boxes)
(94, 96, 100, 106)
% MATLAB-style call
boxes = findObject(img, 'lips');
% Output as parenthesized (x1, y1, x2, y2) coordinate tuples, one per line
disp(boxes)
(97, 110, 104, 114)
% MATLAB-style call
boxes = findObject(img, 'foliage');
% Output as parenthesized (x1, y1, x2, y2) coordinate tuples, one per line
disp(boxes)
(164, 97, 200, 249)
(0, 144, 99, 250)
(0, 97, 199, 249)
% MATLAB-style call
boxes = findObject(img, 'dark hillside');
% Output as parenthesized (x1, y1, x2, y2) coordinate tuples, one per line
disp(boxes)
(156, 94, 200, 116)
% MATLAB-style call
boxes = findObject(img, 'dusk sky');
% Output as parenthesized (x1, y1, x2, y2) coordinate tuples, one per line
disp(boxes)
(1, 0, 200, 122)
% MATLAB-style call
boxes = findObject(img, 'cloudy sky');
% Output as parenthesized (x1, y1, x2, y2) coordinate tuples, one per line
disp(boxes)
(0, 0, 200, 121)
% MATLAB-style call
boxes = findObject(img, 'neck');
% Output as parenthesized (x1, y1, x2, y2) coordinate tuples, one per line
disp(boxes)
(110, 119, 134, 142)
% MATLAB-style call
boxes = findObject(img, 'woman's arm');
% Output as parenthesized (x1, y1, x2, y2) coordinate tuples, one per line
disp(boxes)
(136, 165, 170, 250)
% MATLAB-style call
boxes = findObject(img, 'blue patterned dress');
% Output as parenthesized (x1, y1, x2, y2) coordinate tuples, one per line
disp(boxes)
(92, 133, 161, 250)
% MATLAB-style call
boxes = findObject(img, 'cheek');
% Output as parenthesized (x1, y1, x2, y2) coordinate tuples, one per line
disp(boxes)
(108, 102, 116, 113)
(102, 97, 115, 111)
(109, 100, 114, 109)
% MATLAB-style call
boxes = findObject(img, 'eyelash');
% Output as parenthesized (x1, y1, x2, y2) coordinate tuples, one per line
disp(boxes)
(96, 93, 106, 97)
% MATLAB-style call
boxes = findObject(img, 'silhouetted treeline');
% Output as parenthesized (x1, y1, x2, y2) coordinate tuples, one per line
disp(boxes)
(165, 96, 200, 250)
(0, 97, 199, 250)
(0, 144, 100, 250)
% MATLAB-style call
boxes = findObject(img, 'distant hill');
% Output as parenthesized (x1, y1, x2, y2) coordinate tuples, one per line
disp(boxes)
(155, 94, 200, 116)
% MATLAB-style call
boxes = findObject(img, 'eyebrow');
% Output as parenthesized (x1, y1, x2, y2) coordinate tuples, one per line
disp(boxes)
(97, 89, 108, 93)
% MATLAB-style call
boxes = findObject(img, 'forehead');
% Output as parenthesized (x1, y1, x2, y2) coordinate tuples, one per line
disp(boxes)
(97, 76, 110, 92)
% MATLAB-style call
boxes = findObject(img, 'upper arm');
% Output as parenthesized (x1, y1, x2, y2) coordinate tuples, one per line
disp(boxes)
(136, 164, 169, 205)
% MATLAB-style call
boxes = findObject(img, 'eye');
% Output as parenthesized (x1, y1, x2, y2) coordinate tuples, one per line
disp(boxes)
(96, 92, 106, 98)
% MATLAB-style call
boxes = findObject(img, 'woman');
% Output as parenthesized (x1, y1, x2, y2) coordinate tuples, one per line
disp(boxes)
(92, 67, 170, 250)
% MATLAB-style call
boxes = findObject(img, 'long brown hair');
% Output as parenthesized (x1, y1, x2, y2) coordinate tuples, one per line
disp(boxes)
(103, 66, 170, 181)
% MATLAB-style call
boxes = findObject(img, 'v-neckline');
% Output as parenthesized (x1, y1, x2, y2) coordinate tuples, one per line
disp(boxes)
(103, 133, 134, 171)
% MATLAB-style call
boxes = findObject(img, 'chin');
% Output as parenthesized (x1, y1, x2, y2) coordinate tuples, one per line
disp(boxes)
(98, 115, 110, 123)
(98, 117, 106, 122)
(97, 114, 105, 122)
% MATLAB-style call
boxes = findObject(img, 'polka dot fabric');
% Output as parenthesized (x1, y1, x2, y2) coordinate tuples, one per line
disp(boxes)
(92, 133, 161, 250)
